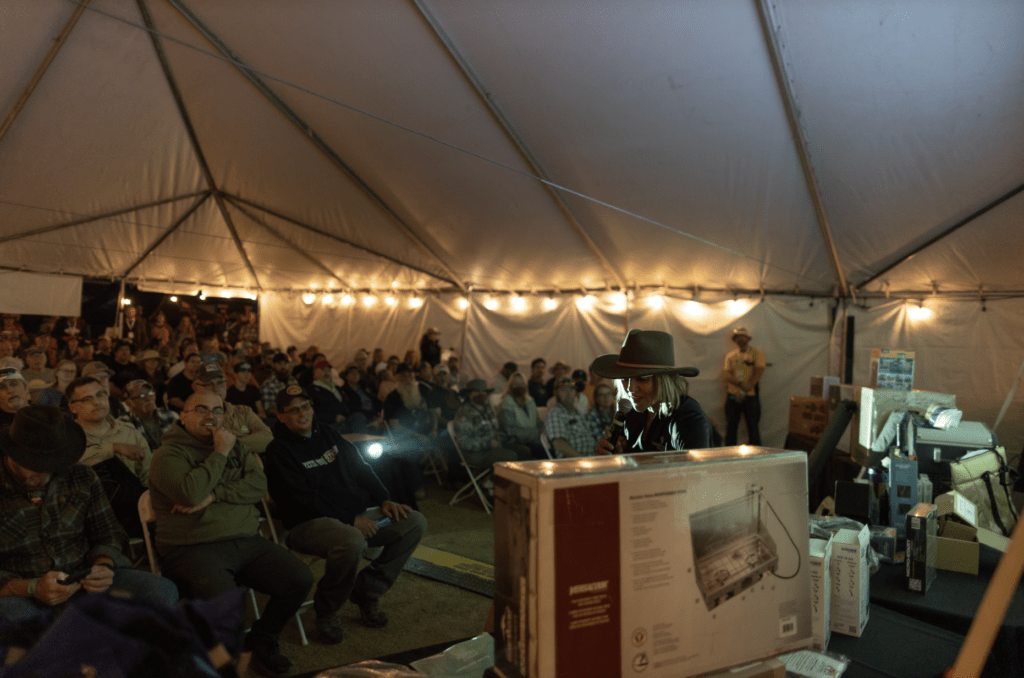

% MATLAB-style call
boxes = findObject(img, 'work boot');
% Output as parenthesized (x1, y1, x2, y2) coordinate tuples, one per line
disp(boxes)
(350, 589, 388, 628)
(315, 609, 344, 645)
(244, 631, 293, 676)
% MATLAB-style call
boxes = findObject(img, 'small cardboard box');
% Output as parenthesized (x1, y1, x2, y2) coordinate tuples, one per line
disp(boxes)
(935, 491, 980, 575)
(491, 448, 812, 678)
(789, 397, 830, 440)
(808, 537, 832, 651)
(906, 503, 937, 594)
(830, 525, 870, 637)
(869, 526, 904, 564)
(810, 376, 841, 399)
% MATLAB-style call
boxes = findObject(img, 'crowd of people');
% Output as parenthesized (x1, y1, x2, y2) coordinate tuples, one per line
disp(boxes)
(0, 304, 763, 675)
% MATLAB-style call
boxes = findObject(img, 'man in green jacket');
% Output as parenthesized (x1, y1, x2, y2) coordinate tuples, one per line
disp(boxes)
(149, 390, 312, 676)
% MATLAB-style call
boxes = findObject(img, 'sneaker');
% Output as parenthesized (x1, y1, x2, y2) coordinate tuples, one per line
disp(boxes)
(350, 590, 389, 628)
(315, 610, 344, 645)
(244, 632, 293, 676)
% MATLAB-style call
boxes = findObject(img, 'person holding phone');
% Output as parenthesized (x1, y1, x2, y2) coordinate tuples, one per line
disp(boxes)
(0, 406, 177, 621)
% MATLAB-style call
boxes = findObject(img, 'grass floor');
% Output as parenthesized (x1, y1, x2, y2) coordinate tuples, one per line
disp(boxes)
(248, 481, 496, 676)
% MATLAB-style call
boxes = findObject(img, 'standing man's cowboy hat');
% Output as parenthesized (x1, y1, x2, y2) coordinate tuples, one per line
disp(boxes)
(590, 330, 699, 379)
(731, 327, 752, 341)
(0, 405, 86, 473)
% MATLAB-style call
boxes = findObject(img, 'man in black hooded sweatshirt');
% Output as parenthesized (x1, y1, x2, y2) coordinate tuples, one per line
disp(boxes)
(263, 385, 426, 646)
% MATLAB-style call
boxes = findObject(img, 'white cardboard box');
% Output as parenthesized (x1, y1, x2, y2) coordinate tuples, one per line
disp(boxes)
(808, 537, 833, 651)
(829, 525, 870, 637)
(491, 447, 812, 678)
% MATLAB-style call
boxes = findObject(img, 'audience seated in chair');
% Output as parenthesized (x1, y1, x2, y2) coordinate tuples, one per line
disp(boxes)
(148, 391, 313, 676)
(264, 386, 426, 646)
(544, 375, 597, 458)
(452, 380, 530, 472)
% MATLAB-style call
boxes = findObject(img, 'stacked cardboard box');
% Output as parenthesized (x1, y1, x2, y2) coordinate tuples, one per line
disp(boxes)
(830, 525, 869, 638)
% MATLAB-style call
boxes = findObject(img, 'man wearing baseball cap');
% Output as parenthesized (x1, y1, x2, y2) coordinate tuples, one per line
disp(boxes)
(192, 362, 272, 455)
(264, 385, 425, 645)
(0, 406, 177, 621)
(260, 352, 297, 420)
(723, 327, 766, 446)
(119, 379, 179, 452)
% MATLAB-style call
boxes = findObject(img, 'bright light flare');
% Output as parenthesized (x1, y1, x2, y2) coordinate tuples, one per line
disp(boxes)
(385, 295, 397, 307)
(457, 297, 470, 310)
(321, 294, 334, 306)
(169, 296, 178, 302)
(409, 297, 424, 309)
(543, 297, 558, 311)
(341, 294, 353, 306)
(684, 300, 705, 315)
(302, 293, 316, 305)
(366, 443, 384, 459)
(575, 294, 595, 310)
(363, 295, 377, 307)
(511, 296, 526, 312)
(908, 304, 933, 320)
(484, 297, 498, 310)
(647, 295, 664, 309)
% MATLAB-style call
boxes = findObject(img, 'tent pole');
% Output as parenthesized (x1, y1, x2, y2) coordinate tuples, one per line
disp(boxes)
(166, 0, 468, 294)
(855, 181, 1024, 291)
(228, 195, 461, 289)
(756, 0, 849, 298)
(225, 197, 346, 288)
(0, 192, 206, 246)
(411, 0, 627, 291)
(114, 279, 126, 343)
(0, 0, 92, 149)
(121, 193, 209, 279)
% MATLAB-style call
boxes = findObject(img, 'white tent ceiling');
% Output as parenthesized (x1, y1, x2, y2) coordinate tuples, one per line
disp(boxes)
(2, 0, 1022, 301)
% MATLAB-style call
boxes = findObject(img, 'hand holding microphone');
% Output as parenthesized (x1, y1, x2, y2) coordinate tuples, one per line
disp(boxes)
(596, 399, 631, 455)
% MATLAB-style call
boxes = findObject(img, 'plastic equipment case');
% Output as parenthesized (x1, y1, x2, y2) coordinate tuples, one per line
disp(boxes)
(491, 447, 812, 678)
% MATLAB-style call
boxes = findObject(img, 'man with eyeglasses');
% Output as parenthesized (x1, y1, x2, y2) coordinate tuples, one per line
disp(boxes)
(264, 386, 425, 645)
(118, 379, 179, 453)
(81, 361, 128, 419)
(0, 367, 30, 426)
(191, 362, 272, 455)
(66, 377, 151, 538)
(149, 391, 313, 676)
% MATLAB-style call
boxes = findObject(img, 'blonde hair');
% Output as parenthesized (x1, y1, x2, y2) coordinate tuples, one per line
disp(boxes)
(615, 372, 690, 417)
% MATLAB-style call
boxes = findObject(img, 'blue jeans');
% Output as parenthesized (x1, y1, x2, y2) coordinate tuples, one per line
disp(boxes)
(0, 568, 178, 621)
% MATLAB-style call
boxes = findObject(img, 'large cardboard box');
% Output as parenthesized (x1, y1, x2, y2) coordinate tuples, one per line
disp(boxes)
(830, 525, 869, 637)
(491, 448, 812, 678)
(808, 537, 832, 651)
(906, 503, 937, 594)
(935, 491, 980, 575)
(789, 397, 830, 440)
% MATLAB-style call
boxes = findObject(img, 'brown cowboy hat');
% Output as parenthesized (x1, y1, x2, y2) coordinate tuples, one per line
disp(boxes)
(590, 329, 699, 379)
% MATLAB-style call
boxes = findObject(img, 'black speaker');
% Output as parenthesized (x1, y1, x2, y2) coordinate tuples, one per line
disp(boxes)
(834, 480, 880, 526)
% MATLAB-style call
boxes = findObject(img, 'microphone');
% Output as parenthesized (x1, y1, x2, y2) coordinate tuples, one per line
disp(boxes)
(606, 399, 632, 448)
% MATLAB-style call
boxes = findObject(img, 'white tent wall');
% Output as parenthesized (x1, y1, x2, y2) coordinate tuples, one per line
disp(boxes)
(844, 298, 1024, 462)
(260, 293, 831, 449)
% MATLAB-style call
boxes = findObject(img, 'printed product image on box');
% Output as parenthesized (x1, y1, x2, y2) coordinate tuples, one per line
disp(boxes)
(690, 490, 780, 611)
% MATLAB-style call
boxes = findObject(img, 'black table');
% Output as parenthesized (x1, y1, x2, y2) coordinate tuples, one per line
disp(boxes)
(869, 544, 1023, 678)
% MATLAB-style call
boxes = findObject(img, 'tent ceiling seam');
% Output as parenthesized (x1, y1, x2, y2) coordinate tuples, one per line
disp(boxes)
(121, 193, 209, 278)
(0, 0, 92, 150)
(213, 193, 262, 290)
(756, 0, 849, 298)
(166, 0, 469, 294)
(411, 0, 627, 290)
(0, 192, 208, 246)
(854, 181, 1024, 291)
(227, 194, 461, 289)
(224, 196, 346, 288)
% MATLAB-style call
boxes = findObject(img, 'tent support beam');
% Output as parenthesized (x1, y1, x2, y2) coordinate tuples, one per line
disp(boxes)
(138, 0, 261, 290)
(856, 181, 1024, 291)
(0, 0, 92, 149)
(227, 194, 461, 289)
(224, 197, 347, 288)
(121, 193, 209, 278)
(756, 0, 849, 298)
(0, 192, 207, 246)
(166, 0, 468, 293)
(411, 0, 628, 291)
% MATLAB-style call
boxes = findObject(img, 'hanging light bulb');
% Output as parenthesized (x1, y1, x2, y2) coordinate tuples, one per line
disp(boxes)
(908, 301, 932, 320)
(684, 299, 705, 315)
(511, 295, 526, 312)
(363, 295, 377, 307)
(457, 297, 470, 310)
(302, 293, 316, 305)
(576, 294, 596, 310)
(322, 293, 334, 306)
(484, 296, 498, 310)
(543, 297, 558, 311)
(169, 296, 178, 303)
(647, 294, 663, 309)
(409, 296, 424, 309)
(341, 293, 353, 306)
(385, 295, 397, 307)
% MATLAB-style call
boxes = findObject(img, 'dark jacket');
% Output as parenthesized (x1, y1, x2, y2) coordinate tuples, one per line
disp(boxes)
(340, 382, 381, 419)
(419, 337, 441, 367)
(264, 420, 389, 529)
(622, 396, 714, 452)
(309, 383, 350, 428)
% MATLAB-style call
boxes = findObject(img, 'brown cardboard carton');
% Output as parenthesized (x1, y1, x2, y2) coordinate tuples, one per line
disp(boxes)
(935, 491, 981, 574)
(789, 397, 829, 440)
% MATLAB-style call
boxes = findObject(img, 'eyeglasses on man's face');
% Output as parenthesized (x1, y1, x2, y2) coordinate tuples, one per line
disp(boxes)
(283, 401, 313, 415)
(185, 406, 225, 417)
(131, 390, 156, 400)
(70, 390, 109, 405)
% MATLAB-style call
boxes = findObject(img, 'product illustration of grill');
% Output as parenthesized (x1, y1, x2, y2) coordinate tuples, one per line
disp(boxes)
(690, 490, 779, 611)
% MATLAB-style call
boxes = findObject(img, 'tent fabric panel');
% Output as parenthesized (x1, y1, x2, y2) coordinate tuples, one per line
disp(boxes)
(431, 0, 833, 292)
(0, 2, 204, 224)
(848, 297, 1024, 459)
(164, 0, 612, 292)
(778, 0, 1024, 287)
(856, 190, 1024, 296)
(0, 271, 81, 317)
(142, 1, 467, 285)
(0, 2, 73, 118)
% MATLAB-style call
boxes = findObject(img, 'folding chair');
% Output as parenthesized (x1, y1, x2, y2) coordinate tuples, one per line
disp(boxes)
(446, 420, 493, 514)
(539, 430, 557, 460)
(136, 491, 297, 643)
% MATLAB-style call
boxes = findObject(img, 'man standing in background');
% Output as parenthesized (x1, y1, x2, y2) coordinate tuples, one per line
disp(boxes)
(723, 327, 765, 446)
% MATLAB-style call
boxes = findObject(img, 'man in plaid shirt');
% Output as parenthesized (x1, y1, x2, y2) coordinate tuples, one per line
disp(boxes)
(0, 405, 177, 620)
(261, 353, 297, 420)
(452, 379, 528, 467)
(544, 376, 597, 457)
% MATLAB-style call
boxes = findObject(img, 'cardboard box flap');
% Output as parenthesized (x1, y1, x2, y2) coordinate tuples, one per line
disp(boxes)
(940, 521, 978, 543)
(977, 528, 1010, 552)
(935, 491, 978, 527)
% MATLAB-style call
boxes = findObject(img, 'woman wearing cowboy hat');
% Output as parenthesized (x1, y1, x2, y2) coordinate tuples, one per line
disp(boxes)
(592, 330, 714, 454)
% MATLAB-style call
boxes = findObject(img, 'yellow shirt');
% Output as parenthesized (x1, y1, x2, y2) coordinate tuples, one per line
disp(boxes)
(724, 347, 766, 396)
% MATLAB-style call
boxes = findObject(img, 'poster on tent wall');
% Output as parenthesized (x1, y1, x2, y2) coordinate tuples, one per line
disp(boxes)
(0, 272, 82, 317)
(870, 348, 915, 391)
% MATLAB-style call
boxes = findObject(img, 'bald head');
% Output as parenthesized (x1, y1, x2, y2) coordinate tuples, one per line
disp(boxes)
(180, 391, 225, 441)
